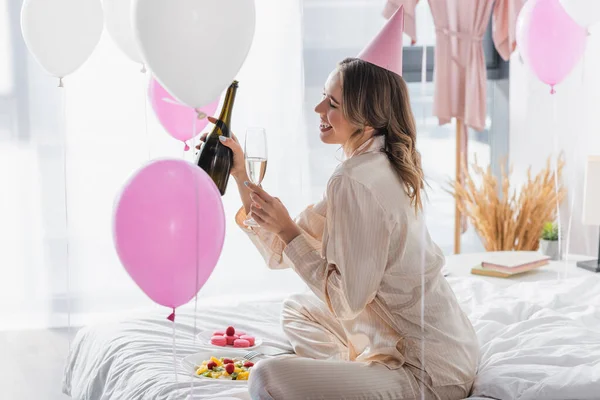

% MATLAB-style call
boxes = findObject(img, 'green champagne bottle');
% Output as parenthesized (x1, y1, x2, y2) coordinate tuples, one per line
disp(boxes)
(196, 81, 238, 195)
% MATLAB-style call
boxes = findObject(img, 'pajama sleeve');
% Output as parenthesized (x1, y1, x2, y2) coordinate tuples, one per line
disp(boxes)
(235, 204, 325, 270)
(283, 175, 394, 320)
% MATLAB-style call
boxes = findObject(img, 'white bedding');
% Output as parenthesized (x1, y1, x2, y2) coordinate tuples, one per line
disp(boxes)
(63, 276, 600, 400)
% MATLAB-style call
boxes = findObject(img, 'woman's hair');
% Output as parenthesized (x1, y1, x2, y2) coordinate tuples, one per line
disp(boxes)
(338, 57, 425, 212)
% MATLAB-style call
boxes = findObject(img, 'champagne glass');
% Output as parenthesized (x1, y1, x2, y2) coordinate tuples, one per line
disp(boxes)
(244, 127, 268, 226)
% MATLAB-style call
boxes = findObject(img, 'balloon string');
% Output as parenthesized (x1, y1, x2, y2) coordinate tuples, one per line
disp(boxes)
(142, 72, 150, 160)
(172, 317, 178, 385)
(421, 43, 427, 128)
(190, 113, 199, 396)
(551, 93, 562, 276)
(61, 81, 72, 349)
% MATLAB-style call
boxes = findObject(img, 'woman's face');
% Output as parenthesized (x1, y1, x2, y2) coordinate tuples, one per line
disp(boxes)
(314, 69, 356, 146)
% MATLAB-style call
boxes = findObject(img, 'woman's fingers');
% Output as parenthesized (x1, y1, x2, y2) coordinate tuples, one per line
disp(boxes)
(250, 193, 267, 209)
(250, 204, 268, 221)
(245, 181, 273, 203)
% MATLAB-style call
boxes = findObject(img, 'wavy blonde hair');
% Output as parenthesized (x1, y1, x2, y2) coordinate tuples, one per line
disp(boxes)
(338, 57, 425, 211)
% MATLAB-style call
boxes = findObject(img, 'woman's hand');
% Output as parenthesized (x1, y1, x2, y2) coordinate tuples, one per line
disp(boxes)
(245, 182, 302, 244)
(196, 116, 246, 179)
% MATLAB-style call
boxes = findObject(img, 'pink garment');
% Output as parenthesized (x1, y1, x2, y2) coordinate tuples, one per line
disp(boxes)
(492, 0, 526, 61)
(384, 0, 516, 132)
(428, 0, 495, 132)
(382, 0, 418, 45)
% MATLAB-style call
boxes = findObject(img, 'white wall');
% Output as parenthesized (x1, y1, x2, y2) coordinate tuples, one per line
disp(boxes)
(510, 25, 600, 257)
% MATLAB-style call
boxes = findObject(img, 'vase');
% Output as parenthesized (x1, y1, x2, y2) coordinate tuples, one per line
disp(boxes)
(540, 239, 560, 261)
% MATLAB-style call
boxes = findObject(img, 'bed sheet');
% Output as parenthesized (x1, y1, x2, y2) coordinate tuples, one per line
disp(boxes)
(63, 276, 600, 400)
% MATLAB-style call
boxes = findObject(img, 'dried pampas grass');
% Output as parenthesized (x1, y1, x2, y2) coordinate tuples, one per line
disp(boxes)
(448, 156, 566, 251)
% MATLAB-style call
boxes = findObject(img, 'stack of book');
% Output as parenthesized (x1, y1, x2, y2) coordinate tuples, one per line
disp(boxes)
(471, 251, 551, 278)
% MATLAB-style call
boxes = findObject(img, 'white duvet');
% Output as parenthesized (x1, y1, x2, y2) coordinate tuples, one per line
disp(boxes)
(63, 276, 600, 400)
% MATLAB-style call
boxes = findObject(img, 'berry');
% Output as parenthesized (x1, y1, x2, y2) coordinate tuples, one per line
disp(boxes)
(207, 361, 217, 370)
(225, 326, 235, 336)
(243, 361, 254, 368)
(223, 358, 234, 365)
(225, 363, 235, 374)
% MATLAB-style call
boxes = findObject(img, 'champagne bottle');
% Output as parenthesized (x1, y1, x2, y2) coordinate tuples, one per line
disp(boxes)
(196, 80, 238, 195)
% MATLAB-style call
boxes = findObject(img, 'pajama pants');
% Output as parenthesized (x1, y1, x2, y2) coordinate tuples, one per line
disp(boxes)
(248, 294, 472, 400)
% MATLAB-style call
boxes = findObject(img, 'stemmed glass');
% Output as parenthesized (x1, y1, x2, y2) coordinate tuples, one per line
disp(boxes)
(244, 127, 268, 226)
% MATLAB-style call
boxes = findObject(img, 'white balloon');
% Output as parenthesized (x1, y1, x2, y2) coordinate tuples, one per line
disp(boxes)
(560, 0, 600, 29)
(21, 0, 104, 80)
(103, 0, 143, 65)
(133, 0, 256, 108)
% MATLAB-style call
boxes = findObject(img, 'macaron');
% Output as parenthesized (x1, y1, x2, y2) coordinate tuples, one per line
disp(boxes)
(213, 330, 225, 336)
(240, 335, 255, 346)
(233, 339, 250, 348)
(210, 336, 227, 346)
(226, 335, 236, 346)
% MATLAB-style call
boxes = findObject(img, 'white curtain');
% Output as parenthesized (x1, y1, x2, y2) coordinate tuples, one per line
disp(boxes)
(0, 0, 307, 329)
(0, 0, 497, 330)
(509, 24, 600, 258)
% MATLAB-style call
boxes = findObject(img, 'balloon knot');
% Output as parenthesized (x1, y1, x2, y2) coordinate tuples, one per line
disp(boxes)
(140, 64, 147, 74)
(184, 143, 190, 151)
(58, 77, 64, 88)
(550, 86, 556, 95)
(167, 309, 175, 322)
(196, 110, 207, 119)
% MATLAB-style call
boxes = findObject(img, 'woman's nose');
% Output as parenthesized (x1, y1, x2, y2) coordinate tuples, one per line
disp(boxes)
(314, 98, 326, 114)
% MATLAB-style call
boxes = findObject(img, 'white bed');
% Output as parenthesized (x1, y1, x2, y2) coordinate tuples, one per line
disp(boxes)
(63, 276, 600, 400)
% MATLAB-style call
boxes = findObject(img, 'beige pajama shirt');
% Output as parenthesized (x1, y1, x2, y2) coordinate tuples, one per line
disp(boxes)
(236, 136, 479, 399)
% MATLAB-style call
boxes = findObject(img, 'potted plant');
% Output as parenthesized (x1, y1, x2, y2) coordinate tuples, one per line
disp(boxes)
(540, 222, 560, 260)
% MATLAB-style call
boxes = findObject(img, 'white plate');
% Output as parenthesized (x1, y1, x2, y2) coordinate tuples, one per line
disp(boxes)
(196, 330, 263, 351)
(181, 348, 254, 383)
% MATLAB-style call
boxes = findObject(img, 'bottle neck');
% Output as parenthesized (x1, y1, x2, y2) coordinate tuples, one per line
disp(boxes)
(216, 81, 238, 137)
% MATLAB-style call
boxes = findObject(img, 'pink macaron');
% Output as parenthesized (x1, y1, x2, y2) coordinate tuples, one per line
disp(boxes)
(240, 335, 255, 346)
(213, 330, 225, 336)
(236, 331, 246, 336)
(225, 335, 236, 346)
(210, 336, 227, 346)
(233, 339, 250, 348)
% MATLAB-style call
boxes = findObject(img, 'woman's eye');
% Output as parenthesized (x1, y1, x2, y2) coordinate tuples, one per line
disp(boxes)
(329, 102, 337, 108)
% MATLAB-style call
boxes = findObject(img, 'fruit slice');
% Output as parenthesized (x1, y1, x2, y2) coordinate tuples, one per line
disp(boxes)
(225, 363, 235, 375)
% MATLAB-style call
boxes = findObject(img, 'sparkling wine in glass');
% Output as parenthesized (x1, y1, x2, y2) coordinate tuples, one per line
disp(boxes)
(244, 127, 267, 226)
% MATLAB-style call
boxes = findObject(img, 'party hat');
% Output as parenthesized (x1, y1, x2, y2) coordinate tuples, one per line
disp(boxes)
(357, 5, 404, 76)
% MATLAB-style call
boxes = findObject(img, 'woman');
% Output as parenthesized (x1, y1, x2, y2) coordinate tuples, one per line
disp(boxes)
(199, 55, 479, 399)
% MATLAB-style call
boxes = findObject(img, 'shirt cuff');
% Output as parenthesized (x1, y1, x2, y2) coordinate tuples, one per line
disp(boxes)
(234, 207, 256, 234)
(284, 234, 318, 265)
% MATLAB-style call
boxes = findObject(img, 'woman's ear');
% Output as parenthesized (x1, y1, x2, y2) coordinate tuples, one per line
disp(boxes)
(363, 125, 376, 138)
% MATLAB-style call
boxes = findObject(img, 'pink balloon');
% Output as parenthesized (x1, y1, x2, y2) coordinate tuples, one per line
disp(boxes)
(113, 159, 225, 318)
(148, 77, 220, 150)
(516, 0, 587, 93)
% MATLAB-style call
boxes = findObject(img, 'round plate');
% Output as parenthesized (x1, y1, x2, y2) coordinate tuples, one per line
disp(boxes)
(181, 348, 253, 383)
(196, 330, 263, 351)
